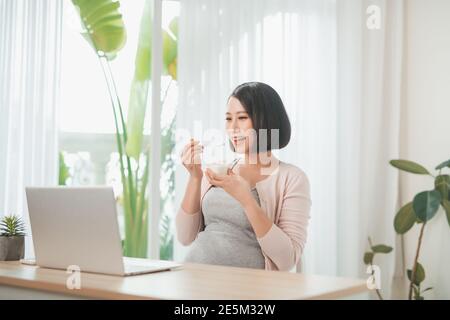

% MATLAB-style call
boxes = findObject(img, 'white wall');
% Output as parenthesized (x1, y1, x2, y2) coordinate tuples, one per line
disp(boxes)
(400, 0, 450, 299)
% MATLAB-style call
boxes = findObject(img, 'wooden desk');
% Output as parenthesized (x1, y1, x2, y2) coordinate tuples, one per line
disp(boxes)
(0, 260, 368, 299)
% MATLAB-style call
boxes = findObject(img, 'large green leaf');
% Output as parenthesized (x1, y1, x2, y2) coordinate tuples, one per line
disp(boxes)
(394, 202, 416, 234)
(436, 159, 450, 170)
(125, 4, 179, 159)
(72, 0, 127, 60)
(389, 160, 430, 175)
(413, 190, 442, 222)
(435, 175, 450, 200)
(125, 0, 152, 159)
(407, 262, 425, 286)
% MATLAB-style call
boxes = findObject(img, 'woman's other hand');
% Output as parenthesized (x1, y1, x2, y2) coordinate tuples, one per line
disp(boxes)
(181, 139, 204, 180)
(205, 168, 254, 206)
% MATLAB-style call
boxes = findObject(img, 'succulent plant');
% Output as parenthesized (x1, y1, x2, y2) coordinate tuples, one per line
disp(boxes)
(0, 215, 26, 237)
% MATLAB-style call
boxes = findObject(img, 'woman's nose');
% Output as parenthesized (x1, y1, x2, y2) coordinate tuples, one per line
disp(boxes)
(230, 118, 239, 130)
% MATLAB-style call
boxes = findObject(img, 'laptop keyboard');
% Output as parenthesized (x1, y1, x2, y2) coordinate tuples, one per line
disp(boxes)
(123, 257, 182, 275)
(124, 264, 169, 274)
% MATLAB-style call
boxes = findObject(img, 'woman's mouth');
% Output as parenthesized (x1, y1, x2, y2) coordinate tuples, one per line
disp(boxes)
(232, 136, 246, 144)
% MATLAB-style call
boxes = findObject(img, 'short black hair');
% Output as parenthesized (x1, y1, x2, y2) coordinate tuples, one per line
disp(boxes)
(229, 82, 291, 152)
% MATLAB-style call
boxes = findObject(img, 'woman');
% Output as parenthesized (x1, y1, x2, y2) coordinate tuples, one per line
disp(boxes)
(176, 82, 311, 271)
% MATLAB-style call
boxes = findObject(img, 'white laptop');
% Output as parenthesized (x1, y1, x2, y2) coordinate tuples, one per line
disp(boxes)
(25, 186, 181, 276)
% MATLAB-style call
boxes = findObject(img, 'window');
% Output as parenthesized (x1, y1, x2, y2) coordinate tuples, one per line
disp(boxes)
(59, 0, 180, 260)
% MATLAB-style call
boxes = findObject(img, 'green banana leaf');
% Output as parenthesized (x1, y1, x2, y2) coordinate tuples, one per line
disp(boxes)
(125, 0, 153, 159)
(125, 4, 178, 159)
(72, 0, 127, 60)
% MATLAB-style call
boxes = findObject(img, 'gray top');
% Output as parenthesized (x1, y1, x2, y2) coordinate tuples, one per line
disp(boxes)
(184, 186, 265, 269)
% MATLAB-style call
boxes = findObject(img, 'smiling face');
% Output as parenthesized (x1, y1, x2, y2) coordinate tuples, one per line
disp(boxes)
(225, 96, 256, 154)
(226, 82, 292, 160)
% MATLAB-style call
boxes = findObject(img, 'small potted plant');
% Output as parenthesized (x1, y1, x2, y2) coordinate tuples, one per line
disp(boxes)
(0, 215, 26, 261)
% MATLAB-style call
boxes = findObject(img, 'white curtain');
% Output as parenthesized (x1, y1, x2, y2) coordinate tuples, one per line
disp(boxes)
(175, 0, 338, 272)
(0, 0, 63, 257)
(176, 0, 406, 298)
(336, 0, 404, 299)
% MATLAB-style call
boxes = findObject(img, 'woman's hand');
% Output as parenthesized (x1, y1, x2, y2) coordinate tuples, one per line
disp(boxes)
(206, 168, 273, 240)
(205, 168, 254, 207)
(180, 139, 203, 180)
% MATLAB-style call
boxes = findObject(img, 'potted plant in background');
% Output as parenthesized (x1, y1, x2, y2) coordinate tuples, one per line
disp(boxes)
(0, 215, 26, 261)
(364, 158, 450, 300)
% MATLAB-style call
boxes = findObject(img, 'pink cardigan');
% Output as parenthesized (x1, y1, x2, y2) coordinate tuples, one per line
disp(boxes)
(175, 160, 312, 272)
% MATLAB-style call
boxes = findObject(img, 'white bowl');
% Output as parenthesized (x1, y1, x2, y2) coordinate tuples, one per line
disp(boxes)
(205, 163, 229, 176)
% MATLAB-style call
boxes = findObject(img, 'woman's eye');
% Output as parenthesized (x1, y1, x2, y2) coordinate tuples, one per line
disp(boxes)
(238, 117, 248, 120)
(225, 118, 231, 121)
